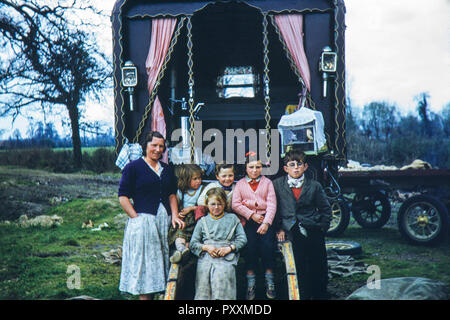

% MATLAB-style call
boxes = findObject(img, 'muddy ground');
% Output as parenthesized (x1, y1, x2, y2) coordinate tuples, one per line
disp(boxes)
(0, 167, 120, 221)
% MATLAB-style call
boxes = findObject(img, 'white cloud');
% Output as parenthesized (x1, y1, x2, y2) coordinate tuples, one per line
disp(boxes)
(345, 0, 450, 113)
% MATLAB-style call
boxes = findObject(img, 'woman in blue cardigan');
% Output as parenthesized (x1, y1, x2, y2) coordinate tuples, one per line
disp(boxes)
(118, 131, 185, 300)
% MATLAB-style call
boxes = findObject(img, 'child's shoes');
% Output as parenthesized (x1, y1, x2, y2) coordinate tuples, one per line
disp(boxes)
(246, 274, 256, 300)
(246, 284, 256, 300)
(265, 272, 276, 299)
(265, 282, 276, 299)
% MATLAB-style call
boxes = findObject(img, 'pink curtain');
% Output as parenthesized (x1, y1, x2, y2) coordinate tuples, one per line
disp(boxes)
(274, 14, 311, 92)
(146, 18, 177, 94)
(145, 18, 177, 163)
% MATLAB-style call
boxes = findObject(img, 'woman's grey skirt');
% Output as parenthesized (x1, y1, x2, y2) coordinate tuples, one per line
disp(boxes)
(119, 203, 171, 295)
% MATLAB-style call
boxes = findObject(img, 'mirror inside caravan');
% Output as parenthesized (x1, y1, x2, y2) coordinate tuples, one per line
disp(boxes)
(216, 66, 260, 99)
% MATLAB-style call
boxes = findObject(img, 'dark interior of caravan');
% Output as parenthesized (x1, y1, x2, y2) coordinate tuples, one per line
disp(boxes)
(159, 1, 301, 135)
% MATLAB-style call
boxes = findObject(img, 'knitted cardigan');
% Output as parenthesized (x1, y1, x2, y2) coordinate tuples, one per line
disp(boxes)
(231, 175, 277, 226)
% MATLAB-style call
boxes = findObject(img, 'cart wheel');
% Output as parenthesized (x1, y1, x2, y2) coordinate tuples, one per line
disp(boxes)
(352, 191, 391, 229)
(326, 241, 362, 255)
(326, 198, 350, 237)
(397, 195, 449, 246)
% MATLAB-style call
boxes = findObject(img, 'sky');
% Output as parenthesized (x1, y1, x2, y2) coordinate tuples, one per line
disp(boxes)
(1, 0, 449, 139)
(345, 0, 450, 115)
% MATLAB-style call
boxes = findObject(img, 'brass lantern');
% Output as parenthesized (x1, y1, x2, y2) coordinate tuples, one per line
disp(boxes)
(121, 60, 138, 111)
(319, 46, 337, 98)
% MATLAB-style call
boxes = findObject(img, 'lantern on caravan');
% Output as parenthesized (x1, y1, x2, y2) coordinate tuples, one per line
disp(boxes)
(121, 60, 138, 111)
(319, 46, 337, 98)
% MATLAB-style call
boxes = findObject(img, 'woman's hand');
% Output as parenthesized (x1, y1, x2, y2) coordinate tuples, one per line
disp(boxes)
(203, 244, 218, 258)
(119, 196, 139, 219)
(217, 246, 233, 257)
(251, 213, 264, 224)
(257, 222, 269, 235)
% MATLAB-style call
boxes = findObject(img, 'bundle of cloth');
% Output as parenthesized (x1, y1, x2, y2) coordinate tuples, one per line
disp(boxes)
(339, 159, 432, 172)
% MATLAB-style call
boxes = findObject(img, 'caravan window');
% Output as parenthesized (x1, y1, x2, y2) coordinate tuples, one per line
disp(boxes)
(216, 66, 260, 99)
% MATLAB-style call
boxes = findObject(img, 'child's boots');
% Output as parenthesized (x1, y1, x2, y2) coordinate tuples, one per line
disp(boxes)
(265, 272, 276, 299)
(246, 274, 256, 300)
(170, 240, 189, 264)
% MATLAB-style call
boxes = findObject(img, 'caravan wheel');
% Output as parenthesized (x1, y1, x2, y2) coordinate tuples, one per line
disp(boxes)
(326, 198, 350, 237)
(352, 191, 391, 229)
(397, 195, 449, 246)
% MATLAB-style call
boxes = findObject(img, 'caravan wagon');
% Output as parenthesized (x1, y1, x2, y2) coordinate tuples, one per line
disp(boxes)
(112, 0, 348, 234)
(111, 1, 347, 176)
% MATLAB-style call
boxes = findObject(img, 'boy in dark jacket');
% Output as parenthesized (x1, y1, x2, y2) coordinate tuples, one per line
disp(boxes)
(273, 150, 331, 300)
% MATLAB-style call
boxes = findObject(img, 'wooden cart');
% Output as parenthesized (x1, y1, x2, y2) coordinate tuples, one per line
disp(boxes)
(326, 168, 450, 246)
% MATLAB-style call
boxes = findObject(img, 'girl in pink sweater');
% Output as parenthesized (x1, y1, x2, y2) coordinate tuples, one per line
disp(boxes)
(232, 153, 277, 300)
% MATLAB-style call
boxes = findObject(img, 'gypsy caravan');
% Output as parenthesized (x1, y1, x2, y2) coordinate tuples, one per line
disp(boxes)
(112, 0, 347, 176)
(112, 0, 347, 300)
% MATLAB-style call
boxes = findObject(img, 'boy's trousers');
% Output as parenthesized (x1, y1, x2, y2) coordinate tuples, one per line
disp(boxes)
(290, 225, 329, 300)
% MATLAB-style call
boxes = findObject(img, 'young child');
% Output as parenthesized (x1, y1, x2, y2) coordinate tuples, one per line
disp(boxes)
(189, 188, 247, 300)
(168, 164, 204, 263)
(197, 164, 235, 216)
(231, 153, 277, 300)
(273, 150, 332, 300)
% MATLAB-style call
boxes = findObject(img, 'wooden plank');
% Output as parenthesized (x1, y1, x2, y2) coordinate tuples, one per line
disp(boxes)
(339, 169, 450, 190)
(339, 169, 450, 178)
(278, 240, 300, 300)
(164, 263, 180, 300)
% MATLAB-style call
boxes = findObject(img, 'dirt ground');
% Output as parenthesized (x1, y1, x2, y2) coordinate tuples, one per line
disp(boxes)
(0, 167, 120, 221)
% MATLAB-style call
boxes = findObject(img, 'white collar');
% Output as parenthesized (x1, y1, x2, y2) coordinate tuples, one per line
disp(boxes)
(287, 175, 304, 188)
(288, 175, 304, 182)
(246, 176, 262, 182)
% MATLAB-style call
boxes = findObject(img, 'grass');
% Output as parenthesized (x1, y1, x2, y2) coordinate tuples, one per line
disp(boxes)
(327, 227, 450, 289)
(54, 146, 115, 155)
(0, 197, 449, 300)
(0, 197, 128, 300)
(0, 165, 121, 179)
(0, 146, 114, 153)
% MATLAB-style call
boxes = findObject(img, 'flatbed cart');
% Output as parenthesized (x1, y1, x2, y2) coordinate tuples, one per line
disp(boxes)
(332, 169, 450, 246)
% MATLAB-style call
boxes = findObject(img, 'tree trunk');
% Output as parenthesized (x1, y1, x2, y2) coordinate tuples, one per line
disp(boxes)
(67, 104, 82, 169)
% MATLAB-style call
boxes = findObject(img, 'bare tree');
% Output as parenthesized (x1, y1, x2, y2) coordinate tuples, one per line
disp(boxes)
(442, 102, 450, 137)
(362, 101, 399, 141)
(0, 0, 111, 168)
(415, 92, 433, 137)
